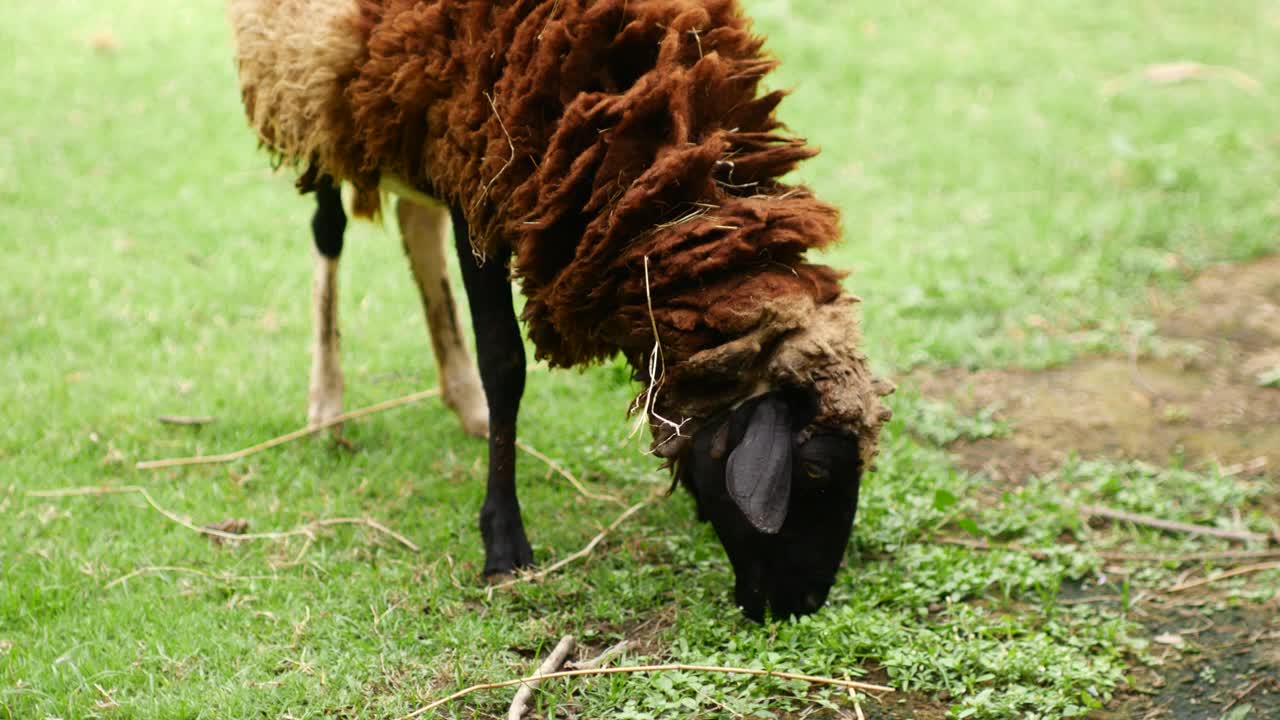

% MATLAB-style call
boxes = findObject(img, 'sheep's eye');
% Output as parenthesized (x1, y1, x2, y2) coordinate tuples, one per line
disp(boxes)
(802, 461, 826, 480)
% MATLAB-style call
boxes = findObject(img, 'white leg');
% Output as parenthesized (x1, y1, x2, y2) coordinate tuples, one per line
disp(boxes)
(397, 197, 489, 437)
(308, 251, 345, 427)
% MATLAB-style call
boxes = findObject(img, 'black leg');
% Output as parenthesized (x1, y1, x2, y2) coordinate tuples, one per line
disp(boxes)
(450, 206, 532, 576)
(312, 177, 345, 259)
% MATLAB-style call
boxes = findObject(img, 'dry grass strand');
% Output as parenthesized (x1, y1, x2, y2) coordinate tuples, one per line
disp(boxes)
(399, 664, 893, 719)
(137, 389, 617, 506)
(136, 388, 442, 470)
(27, 485, 420, 551)
(1081, 504, 1272, 545)
(515, 439, 624, 505)
(104, 565, 279, 589)
(1165, 561, 1280, 594)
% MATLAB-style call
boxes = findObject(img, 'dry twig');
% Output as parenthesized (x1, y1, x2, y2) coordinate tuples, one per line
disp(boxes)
(1164, 561, 1280, 594)
(26, 485, 420, 551)
(157, 415, 216, 426)
(137, 389, 616, 506)
(935, 536, 1051, 560)
(136, 389, 441, 470)
(1080, 505, 1272, 545)
(489, 496, 655, 593)
(104, 565, 277, 589)
(1222, 678, 1280, 713)
(850, 687, 866, 720)
(937, 536, 1280, 564)
(1103, 61, 1263, 96)
(1219, 457, 1268, 478)
(515, 440, 624, 506)
(508, 635, 576, 720)
(1096, 549, 1280, 563)
(628, 255, 689, 449)
(1056, 595, 1122, 606)
(400, 664, 894, 719)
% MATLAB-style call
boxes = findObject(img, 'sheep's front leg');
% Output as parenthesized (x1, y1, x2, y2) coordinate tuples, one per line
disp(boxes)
(395, 198, 489, 438)
(450, 205, 533, 576)
(308, 177, 346, 429)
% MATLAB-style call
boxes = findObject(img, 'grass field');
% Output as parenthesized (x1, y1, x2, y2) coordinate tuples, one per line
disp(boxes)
(3, 1, 1279, 718)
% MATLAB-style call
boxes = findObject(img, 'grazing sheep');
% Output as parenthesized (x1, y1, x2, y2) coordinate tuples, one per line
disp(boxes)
(227, 0, 894, 620)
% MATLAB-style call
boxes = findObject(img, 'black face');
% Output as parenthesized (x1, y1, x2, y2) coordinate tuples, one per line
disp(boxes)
(677, 392, 863, 622)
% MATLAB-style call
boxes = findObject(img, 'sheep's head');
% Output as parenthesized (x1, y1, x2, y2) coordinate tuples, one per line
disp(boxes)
(675, 390, 866, 621)
(655, 295, 894, 621)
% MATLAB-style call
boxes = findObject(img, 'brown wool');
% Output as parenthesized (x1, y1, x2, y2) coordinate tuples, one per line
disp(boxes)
(226, 0, 893, 461)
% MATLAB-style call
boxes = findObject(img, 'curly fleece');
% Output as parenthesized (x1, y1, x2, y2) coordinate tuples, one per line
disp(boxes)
(226, 0, 893, 462)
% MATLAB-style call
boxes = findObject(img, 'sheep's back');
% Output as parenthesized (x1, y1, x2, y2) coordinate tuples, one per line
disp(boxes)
(347, 2, 844, 368)
(230, 0, 850, 387)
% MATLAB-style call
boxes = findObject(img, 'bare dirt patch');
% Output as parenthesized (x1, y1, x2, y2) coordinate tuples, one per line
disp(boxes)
(912, 255, 1280, 483)
(854, 692, 950, 720)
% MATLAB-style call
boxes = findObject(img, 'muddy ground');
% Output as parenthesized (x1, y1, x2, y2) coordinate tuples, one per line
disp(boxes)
(908, 256, 1280, 719)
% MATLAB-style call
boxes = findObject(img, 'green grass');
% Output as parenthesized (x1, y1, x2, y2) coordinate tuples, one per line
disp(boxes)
(3, 1, 1279, 718)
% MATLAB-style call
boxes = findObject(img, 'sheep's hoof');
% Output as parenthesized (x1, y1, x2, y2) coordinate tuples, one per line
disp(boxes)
(482, 545, 534, 578)
(306, 412, 345, 444)
(443, 378, 489, 438)
(481, 539, 534, 578)
(458, 408, 489, 439)
(480, 506, 534, 576)
(307, 383, 344, 428)
(308, 392, 350, 446)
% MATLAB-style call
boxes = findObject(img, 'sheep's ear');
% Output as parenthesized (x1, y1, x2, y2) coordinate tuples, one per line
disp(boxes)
(726, 393, 792, 534)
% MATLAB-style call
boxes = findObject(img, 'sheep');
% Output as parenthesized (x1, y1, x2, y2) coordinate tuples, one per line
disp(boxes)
(226, 0, 894, 621)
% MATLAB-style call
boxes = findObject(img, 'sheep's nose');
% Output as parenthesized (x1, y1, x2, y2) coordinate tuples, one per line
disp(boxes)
(795, 590, 828, 615)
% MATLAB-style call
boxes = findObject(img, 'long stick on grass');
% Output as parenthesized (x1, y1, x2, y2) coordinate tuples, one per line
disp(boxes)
(935, 536, 1051, 560)
(1097, 549, 1280, 563)
(399, 664, 894, 719)
(136, 389, 442, 470)
(26, 485, 420, 551)
(935, 537, 1280, 564)
(1164, 561, 1280, 594)
(1080, 505, 1273, 545)
(135, 390, 614, 507)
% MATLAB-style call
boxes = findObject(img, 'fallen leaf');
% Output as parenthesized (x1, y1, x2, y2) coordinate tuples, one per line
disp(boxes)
(88, 30, 119, 53)
(204, 519, 251, 545)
